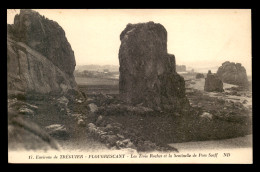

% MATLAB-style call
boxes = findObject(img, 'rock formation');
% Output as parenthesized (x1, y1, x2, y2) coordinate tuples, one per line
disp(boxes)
(7, 9, 78, 95)
(118, 22, 190, 112)
(8, 9, 76, 76)
(204, 70, 224, 92)
(217, 61, 249, 88)
(7, 9, 79, 151)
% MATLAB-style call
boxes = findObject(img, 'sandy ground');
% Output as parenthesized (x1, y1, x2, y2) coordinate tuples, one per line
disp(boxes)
(169, 134, 252, 152)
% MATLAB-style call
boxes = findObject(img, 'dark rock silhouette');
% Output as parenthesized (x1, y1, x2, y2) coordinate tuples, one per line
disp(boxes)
(204, 70, 224, 92)
(196, 73, 204, 79)
(118, 22, 190, 112)
(217, 61, 249, 88)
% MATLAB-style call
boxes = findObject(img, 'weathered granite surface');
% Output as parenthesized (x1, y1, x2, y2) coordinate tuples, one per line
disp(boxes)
(118, 22, 190, 112)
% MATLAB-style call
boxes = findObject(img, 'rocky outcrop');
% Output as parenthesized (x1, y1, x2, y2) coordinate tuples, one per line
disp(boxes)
(217, 61, 249, 87)
(9, 9, 76, 76)
(204, 70, 224, 92)
(7, 10, 79, 151)
(7, 9, 78, 95)
(7, 37, 77, 94)
(118, 22, 190, 112)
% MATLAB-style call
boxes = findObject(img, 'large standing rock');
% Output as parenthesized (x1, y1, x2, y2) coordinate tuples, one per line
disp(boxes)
(7, 9, 78, 95)
(204, 70, 224, 92)
(118, 22, 190, 112)
(9, 9, 76, 76)
(217, 61, 249, 88)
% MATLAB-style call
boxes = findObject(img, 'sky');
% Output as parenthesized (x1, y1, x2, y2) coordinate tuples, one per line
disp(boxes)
(7, 9, 252, 74)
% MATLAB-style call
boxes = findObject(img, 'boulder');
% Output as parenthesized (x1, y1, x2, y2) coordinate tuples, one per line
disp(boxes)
(7, 9, 78, 95)
(56, 96, 70, 114)
(57, 96, 69, 106)
(118, 22, 190, 112)
(96, 115, 103, 125)
(88, 103, 98, 113)
(18, 106, 34, 116)
(106, 135, 118, 146)
(104, 124, 113, 132)
(8, 110, 59, 151)
(217, 61, 249, 88)
(77, 119, 86, 127)
(10, 9, 75, 76)
(200, 112, 213, 120)
(87, 123, 96, 129)
(66, 89, 85, 102)
(45, 124, 69, 139)
(116, 134, 125, 139)
(204, 70, 224, 92)
(116, 139, 136, 149)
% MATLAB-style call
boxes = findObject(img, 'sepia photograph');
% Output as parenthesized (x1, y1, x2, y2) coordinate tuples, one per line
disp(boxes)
(7, 9, 252, 164)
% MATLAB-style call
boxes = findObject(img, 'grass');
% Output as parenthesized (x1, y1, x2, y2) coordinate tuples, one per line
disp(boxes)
(75, 77, 119, 86)
(76, 76, 119, 95)
(78, 85, 119, 95)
